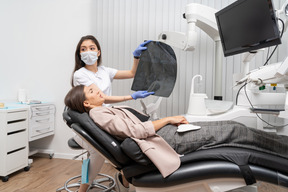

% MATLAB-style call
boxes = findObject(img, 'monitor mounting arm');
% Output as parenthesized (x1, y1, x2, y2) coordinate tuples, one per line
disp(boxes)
(158, 3, 220, 51)
(158, 3, 223, 100)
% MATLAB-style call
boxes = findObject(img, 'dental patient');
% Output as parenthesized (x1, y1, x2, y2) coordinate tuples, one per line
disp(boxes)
(64, 84, 288, 188)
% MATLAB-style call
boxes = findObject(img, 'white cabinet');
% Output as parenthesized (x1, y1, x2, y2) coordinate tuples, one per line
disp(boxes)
(0, 107, 30, 182)
(28, 103, 55, 142)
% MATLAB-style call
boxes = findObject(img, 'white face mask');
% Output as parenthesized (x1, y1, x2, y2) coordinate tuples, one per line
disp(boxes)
(80, 51, 98, 65)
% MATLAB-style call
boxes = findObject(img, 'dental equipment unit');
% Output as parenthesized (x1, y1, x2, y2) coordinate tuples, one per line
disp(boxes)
(157, 0, 288, 133)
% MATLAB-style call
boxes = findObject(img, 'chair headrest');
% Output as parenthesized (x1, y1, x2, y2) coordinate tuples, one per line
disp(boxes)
(62, 107, 74, 127)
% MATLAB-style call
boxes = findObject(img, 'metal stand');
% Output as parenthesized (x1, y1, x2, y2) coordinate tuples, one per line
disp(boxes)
(56, 173, 115, 192)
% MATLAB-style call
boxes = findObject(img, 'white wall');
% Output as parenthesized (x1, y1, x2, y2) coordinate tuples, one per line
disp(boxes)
(0, 0, 97, 158)
(0, 0, 287, 159)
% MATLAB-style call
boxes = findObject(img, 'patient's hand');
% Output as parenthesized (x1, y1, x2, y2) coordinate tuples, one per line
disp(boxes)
(152, 116, 188, 131)
(169, 116, 188, 126)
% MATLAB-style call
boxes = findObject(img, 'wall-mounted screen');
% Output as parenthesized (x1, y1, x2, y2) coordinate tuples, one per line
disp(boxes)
(215, 0, 281, 57)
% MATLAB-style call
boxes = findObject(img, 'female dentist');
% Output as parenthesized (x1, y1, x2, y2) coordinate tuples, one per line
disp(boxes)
(71, 35, 153, 192)
(72, 35, 153, 103)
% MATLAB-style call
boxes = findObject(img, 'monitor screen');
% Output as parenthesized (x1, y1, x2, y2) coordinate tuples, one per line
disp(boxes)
(215, 0, 281, 57)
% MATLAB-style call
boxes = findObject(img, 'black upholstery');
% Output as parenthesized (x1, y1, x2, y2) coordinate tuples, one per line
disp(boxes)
(130, 161, 288, 188)
(67, 137, 82, 150)
(121, 138, 152, 166)
(67, 110, 132, 168)
(63, 109, 288, 189)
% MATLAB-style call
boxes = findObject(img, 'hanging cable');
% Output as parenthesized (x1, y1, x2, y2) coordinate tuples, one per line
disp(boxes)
(235, 82, 247, 105)
(263, 18, 285, 66)
(266, 47, 270, 62)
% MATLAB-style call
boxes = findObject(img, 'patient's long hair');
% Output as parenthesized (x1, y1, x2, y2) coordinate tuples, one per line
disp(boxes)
(71, 35, 102, 87)
(64, 85, 87, 113)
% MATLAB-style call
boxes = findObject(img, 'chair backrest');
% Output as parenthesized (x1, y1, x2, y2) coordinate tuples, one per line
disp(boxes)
(71, 123, 125, 169)
(64, 109, 133, 168)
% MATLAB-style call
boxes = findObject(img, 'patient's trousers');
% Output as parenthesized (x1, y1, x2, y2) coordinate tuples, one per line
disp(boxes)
(156, 121, 288, 159)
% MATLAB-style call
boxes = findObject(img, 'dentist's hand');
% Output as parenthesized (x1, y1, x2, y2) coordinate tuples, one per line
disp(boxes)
(133, 40, 152, 58)
(131, 90, 154, 100)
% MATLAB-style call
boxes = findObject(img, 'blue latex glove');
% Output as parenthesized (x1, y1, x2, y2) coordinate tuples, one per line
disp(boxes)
(133, 40, 152, 57)
(131, 91, 155, 100)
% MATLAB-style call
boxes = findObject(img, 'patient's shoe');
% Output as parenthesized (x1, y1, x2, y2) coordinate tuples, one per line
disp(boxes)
(115, 172, 129, 192)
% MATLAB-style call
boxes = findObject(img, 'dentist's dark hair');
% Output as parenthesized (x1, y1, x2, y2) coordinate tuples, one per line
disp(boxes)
(64, 85, 87, 113)
(71, 35, 102, 87)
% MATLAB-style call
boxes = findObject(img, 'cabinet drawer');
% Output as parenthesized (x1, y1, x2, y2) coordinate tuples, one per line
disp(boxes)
(7, 119, 27, 133)
(30, 115, 54, 125)
(30, 122, 54, 138)
(6, 130, 27, 152)
(6, 148, 28, 175)
(31, 105, 55, 112)
(7, 110, 27, 122)
(31, 105, 55, 117)
(31, 110, 54, 117)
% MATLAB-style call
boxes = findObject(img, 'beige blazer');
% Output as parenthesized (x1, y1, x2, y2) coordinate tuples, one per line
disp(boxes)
(89, 106, 180, 178)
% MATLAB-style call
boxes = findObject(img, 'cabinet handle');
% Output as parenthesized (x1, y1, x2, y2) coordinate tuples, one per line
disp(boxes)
(35, 107, 50, 111)
(36, 127, 50, 132)
(36, 118, 50, 123)
(36, 112, 50, 116)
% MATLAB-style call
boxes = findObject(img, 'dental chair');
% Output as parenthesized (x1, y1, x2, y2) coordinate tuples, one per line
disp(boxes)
(63, 109, 288, 192)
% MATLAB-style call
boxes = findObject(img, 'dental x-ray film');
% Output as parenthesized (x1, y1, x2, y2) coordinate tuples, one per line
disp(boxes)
(131, 41, 177, 97)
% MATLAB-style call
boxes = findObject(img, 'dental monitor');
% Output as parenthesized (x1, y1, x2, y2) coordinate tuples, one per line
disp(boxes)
(215, 0, 281, 57)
